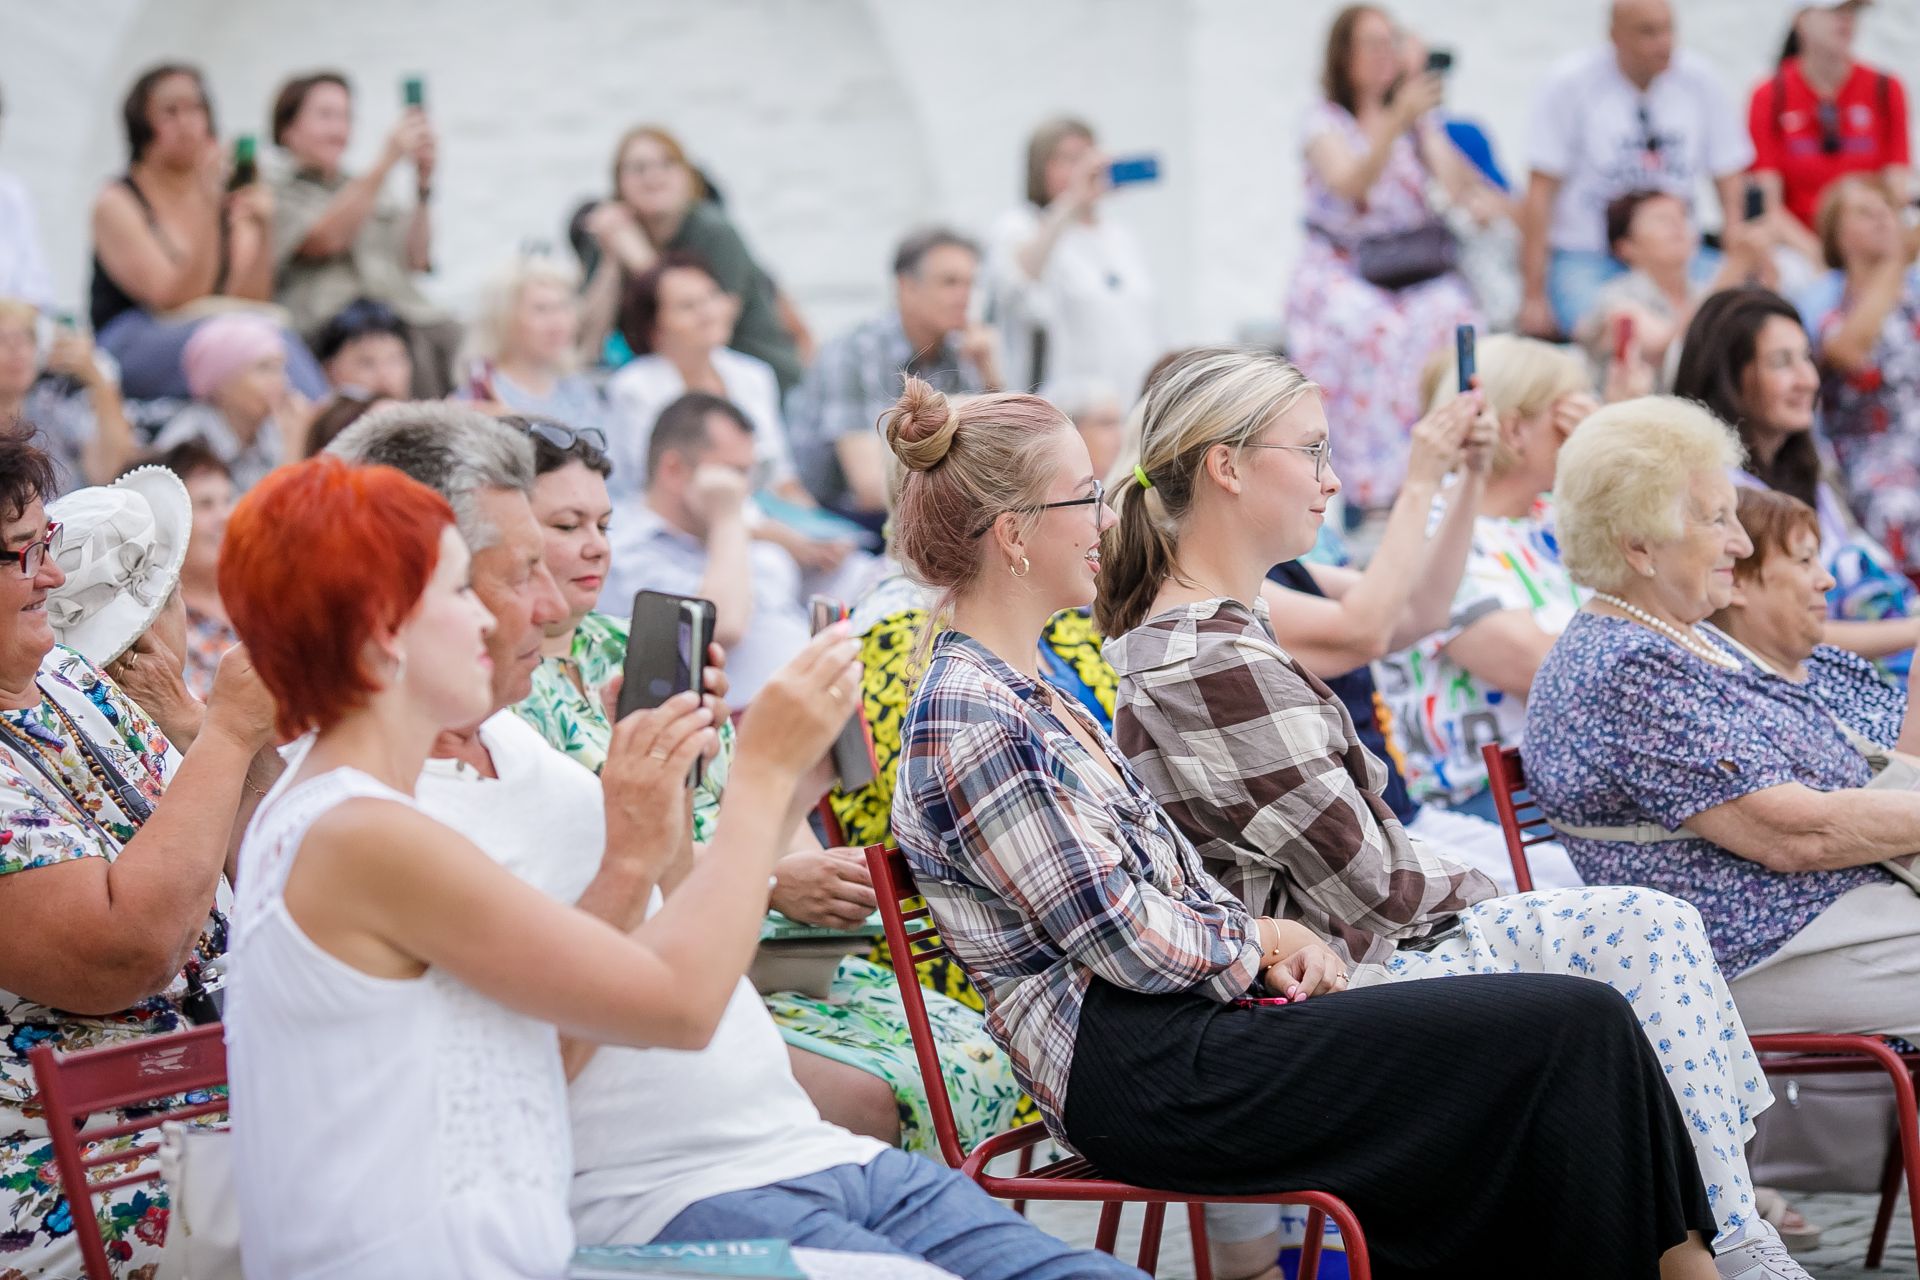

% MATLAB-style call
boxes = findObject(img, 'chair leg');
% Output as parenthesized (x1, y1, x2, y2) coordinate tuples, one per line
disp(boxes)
(1866, 1122, 1902, 1270)
(1300, 1208, 1326, 1280)
(1011, 1142, 1035, 1217)
(1186, 1203, 1214, 1280)
(1329, 1200, 1372, 1280)
(1094, 1202, 1123, 1255)
(1861, 1049, 1920, 1276)
(1135, 1202, 1165, 1275)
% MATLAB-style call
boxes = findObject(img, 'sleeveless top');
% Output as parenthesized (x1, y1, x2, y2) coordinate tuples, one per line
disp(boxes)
(226, 767, 574, 1280)
(88, 175, 228, 331)
(1266, 560, 1419, 822)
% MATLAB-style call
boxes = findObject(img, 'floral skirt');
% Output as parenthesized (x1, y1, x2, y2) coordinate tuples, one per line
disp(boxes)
(1, 1129, 167, 1280)
(764, 957, 1034, 1156)
(1377, 885, 1771, 1242)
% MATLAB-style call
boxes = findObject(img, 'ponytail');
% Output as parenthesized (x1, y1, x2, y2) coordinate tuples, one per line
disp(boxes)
(1094, 472, 1181, 636)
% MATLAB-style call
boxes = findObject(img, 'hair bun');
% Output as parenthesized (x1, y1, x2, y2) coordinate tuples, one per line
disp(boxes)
(883, 376, 960, 473)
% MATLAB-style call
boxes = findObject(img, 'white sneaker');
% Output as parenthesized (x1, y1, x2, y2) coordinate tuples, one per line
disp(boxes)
(1715, 1218, 1815, 1279)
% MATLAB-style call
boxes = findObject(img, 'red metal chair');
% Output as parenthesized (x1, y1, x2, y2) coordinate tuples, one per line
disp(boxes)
(1483, 742, 1920, 1272)
(864, 843, 1370, 1279)
(28, 1024, 229, 1280)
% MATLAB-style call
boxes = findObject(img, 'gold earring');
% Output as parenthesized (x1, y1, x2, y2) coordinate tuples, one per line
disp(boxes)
(1010, 556, 1031, 579)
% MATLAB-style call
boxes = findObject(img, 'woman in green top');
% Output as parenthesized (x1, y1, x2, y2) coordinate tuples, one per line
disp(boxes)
(508, 415, 1024, 1153)
(575, 125, 809, 391)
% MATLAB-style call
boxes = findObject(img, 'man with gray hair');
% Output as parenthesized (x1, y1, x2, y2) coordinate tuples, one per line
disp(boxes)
(784, 227, 1003, 528)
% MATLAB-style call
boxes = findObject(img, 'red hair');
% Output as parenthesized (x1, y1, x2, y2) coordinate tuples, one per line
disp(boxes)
(219, 456, 455, 739)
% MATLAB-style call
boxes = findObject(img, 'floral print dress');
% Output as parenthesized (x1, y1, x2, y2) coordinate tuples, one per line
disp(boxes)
(1, 647, 225, 1280)
(1283, 101, 1480, 511)
(1816, 269, 1920, 572)
(511, 613, 1026, 1154)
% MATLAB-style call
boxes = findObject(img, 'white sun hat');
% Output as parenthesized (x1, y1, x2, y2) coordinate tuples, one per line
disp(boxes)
(45, 466, 192, 666)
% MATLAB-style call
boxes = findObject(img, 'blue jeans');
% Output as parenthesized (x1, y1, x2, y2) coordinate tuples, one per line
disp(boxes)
(1546, 249, 1626, 335)
(653, 1149, 1145, 1280)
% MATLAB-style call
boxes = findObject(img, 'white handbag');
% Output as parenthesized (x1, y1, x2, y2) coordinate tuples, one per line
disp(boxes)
(155, 1123, 244, 1280)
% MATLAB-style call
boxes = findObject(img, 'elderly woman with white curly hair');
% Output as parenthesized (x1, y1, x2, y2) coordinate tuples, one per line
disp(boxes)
(1526, 396, 1920, 1043)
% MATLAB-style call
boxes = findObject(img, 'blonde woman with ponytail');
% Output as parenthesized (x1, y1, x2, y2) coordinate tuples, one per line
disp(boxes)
(1097, 348, 1804, 1279)
(887, 369, 1731, 1280)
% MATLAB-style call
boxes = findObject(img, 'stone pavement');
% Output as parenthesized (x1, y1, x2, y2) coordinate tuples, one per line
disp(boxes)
(1024, 1190, 1913, 1278)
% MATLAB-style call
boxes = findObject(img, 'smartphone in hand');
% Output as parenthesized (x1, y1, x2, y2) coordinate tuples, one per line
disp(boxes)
(1612, 312, 1636, 365)
(1107, 155, 1160, 188)
(1455, 324, 1476, 393)
(403, 75, 426, 109)
(809, 596, 878, 791)
(1743, 182, 1766, 223)
(620, 590, 717, 786)
(1425, 49, 1454, 75)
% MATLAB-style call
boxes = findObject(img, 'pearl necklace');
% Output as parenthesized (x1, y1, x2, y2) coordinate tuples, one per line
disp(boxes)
(1591, 592, 1742, 671)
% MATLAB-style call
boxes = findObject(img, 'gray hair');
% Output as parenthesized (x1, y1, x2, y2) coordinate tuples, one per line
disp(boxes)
(326, 400, 536, 551)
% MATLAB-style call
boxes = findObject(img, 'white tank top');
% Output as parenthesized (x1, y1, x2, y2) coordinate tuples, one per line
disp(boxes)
(226, 767, 574, 1279)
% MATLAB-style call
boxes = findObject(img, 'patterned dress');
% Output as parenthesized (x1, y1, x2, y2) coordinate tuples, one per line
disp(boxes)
(180, 604, 239, 704)
(1283, 101, 1480, 511)
(510, 614, 1024, 1155)
(1526, 611, 1894, 978)
(0, 647, 224, 1280)
(1377, 499, 1585, 807)
(1815, 268, 1920, 571)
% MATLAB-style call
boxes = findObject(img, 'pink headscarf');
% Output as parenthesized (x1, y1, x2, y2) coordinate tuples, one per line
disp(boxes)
(183, 314, 285, 400)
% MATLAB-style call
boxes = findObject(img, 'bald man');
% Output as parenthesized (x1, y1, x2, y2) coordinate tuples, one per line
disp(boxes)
(1518, 0, 1753, 337)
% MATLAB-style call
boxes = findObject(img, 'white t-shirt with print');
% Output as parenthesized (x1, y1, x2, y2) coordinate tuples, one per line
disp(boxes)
(1528, 47, 1753, 254)
(1375, 507, 1585, 806)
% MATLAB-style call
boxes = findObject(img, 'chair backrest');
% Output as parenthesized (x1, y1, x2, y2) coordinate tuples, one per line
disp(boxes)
(1480, 742, 1557, 894)
(862, 843, 972, 1170)
(29, 1024, 229, 1280)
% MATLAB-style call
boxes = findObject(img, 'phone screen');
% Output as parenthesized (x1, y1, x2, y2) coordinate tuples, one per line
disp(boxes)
(808, 596, 877, 791)
(403, 75, 425, 108)
(1743, 184, 1766, 223)
(1455, 324, 1476, 393)
(1425, 49, 1454, 75)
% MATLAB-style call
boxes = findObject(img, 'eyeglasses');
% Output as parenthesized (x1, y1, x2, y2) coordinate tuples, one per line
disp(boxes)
(518, 418, 608, 456)
(1242, 438, 1334, 482)
(970, 480, 1107, 538)
(1636, 102, 1664, 157)
(1, 520, 59, 578)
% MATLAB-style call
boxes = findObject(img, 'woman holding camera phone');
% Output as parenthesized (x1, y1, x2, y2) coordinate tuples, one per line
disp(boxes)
(222, 454, 864, 1278)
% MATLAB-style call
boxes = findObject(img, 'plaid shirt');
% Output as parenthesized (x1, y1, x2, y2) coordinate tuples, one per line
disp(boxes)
(783, 310, 984, 510)
(892, 631, 1263, 1138)
(1106, 598, 1495, 968)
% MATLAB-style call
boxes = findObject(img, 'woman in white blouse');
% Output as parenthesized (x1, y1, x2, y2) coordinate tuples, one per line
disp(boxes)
(987, 117, 1158, 398)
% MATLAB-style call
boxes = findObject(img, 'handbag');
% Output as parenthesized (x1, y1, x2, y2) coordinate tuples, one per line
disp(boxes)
(1349, 220, 1459, 290)
(156, 1123, 244, 1280)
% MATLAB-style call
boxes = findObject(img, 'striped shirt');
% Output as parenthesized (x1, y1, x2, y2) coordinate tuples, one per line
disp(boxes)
(891, 631, 1263, 1137)
(1106, 597, 1495, 967)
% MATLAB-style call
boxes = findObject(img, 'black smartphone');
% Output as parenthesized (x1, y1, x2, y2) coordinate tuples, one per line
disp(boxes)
(227, 135, 257, 191)
(1743, 182, 1766, 223)
(809, 596, 877, 792)
(402, 75, 426, 109)
(619, 590, 717, 786)
(1455, 324, 1476, 393)
(1425, 49, 1454, 75)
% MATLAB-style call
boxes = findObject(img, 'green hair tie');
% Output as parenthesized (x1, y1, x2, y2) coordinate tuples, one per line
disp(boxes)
(1133, 463, 1154, 490)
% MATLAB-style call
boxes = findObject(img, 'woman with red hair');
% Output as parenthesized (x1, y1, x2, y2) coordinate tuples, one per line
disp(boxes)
(219, 456, 861, 1279)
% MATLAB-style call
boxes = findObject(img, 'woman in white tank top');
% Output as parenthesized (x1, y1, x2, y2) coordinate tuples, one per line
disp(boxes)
(218, 457, 862, 1279)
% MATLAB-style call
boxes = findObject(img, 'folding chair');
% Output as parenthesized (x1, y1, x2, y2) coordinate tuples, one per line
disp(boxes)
(865, 843, 1371, 1279)
(29, 1023, 229, 1280)
(1483, 742, 1920, 1272)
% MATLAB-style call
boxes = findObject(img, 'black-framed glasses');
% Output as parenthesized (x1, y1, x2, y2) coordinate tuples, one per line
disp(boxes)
(1637, 102, 1664, 157)
(970, 480, 1107, 538)
(0, 520, 59, 578)
(1242, 439, 1334, 482)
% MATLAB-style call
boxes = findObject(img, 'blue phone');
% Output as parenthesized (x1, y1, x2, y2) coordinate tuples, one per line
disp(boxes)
(1107, 155, 1160, 188)
(1455, 324, 1476, 393)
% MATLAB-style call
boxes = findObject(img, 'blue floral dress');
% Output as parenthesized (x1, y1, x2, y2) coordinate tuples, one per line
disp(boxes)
(0, 647, 224, 1279)
(1525, 612, 1894, 979)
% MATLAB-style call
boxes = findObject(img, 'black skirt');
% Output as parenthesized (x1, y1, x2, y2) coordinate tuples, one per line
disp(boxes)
(1063, 972, 1714, 1280)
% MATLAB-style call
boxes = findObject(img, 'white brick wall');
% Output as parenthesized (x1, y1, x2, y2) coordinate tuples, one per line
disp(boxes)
(3, 0, 1917, 348)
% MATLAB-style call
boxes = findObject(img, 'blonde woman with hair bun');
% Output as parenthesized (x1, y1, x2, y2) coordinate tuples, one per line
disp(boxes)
(889, 362, 1740, 1280)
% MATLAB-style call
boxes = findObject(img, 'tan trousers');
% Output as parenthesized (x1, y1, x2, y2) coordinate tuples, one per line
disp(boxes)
(1729, 882, 1920, 1040)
